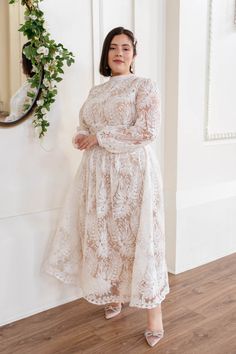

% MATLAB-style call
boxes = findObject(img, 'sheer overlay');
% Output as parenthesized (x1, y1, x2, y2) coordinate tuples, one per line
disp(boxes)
(42, 74, 170, 308)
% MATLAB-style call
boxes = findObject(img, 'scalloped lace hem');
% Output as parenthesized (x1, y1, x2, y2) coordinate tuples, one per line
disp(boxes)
(43, 267, 170, 309)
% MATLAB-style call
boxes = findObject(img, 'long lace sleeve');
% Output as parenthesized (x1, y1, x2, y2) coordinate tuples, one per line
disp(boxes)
(96, 79, 161, 153)
(72, 104, 90, 148)
(76, 109, 90, 135)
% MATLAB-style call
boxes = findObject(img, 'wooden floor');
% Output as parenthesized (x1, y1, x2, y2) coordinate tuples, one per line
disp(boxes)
(1, 253, 236, 354)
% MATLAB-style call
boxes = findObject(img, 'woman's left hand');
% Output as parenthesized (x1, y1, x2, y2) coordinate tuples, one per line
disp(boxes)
(76, 134, 98, 150)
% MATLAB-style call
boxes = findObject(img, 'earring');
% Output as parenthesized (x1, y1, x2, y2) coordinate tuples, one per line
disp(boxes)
(130, 63, 134, 73)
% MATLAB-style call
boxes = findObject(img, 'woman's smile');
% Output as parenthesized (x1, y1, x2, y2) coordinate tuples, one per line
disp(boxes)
(113, 59, 124, 64)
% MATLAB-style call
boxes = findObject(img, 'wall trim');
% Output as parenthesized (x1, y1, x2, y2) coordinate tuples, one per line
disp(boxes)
(204, 0, 236, 141)
(0, 294, 80, 327)
(91, 0, 103, 86)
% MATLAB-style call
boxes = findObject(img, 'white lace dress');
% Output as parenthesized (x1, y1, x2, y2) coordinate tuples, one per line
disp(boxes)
(42, 74, 170, 308)
(4, 81, 35, 122)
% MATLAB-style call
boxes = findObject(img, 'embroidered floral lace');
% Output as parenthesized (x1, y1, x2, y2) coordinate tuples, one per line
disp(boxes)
(42, 74, 170, 308)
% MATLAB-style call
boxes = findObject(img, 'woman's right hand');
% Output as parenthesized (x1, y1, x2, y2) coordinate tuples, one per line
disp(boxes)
(73, 134, 98, 150)
(72, 133, 87, 149)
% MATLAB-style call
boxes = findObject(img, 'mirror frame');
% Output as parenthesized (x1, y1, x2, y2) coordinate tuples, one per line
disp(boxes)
(0, 70, 44, 127)
(1, 0, 74, 137)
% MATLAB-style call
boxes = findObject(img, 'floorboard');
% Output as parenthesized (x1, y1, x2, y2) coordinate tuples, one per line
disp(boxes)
(1, 253, 235, 354)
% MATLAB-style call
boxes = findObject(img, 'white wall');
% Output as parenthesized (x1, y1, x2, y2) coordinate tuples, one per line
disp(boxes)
(0, 0, 165, 326)
(165, 0, 236, 273)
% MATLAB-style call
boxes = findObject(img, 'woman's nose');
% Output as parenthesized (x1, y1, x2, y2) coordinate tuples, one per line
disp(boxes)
(116, 49, 122, 56)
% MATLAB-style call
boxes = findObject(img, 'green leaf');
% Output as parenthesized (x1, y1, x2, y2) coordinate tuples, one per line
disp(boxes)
(27, 91, 36, 98)
(23, 103, 31, 111)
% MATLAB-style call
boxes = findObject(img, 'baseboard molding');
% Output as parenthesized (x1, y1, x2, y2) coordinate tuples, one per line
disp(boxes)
(175, 250, 236, 275)
(0, 294, 81, 327)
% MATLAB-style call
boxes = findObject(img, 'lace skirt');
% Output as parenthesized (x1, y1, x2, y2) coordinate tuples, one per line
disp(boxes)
(42, 145, 170, 308)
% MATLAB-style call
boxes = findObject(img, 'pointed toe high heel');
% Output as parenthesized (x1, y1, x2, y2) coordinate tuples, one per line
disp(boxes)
(144, 328, 164, 347)
(104, 302, 123, 319)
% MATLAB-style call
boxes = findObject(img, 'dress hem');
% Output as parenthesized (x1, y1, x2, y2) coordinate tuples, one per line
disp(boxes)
(43, 267, 170, 309)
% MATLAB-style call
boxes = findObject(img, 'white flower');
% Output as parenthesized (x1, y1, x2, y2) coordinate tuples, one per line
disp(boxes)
(50, 80, 57, 88)
(32, 65, 39, 73)
(30, 15, 37, 20)
(37, 46, 49, 56)
(44, 63, 54, 72)
(37, 99, 44, 106)
(43, 78, 50, 87)
(44, 63, 50, 71)
(41, 107, 48, 115)
(43, 78, 57, 90)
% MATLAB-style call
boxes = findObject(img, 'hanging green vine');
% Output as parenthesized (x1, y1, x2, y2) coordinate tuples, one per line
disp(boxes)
(9, 0, 75, 137)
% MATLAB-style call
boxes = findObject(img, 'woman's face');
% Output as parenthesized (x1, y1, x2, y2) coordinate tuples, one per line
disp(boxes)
(108, 34, 135, 76)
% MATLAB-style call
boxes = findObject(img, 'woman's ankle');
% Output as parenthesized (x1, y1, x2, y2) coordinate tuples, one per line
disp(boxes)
(146, 305, 163, 331)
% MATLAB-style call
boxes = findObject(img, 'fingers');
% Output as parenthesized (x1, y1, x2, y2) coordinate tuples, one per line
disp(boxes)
(75, 135, 86, 144)
(74, 134, 87, 145)
(74, 135, 98, 150)
(75, 136, 87, 149)
(78, 137, 93, 150)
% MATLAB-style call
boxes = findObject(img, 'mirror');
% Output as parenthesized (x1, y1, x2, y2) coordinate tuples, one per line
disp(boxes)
(0, 1, 42, 126)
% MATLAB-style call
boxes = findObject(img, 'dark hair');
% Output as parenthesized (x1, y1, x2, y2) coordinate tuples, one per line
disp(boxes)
(22, 42, 34, 77)
(99, 26, 137, 77)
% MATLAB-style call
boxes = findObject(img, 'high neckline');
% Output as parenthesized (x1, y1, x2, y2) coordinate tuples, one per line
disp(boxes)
(109, 73, 135, 80)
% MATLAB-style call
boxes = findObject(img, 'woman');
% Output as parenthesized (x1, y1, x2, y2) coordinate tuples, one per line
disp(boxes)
(4, 42, 36, 122)
(43, 27, 170, 348)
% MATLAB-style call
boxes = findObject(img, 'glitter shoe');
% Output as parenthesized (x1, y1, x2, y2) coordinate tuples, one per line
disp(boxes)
(144, 328, 164, 347)
(104, 303, 123, 319)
